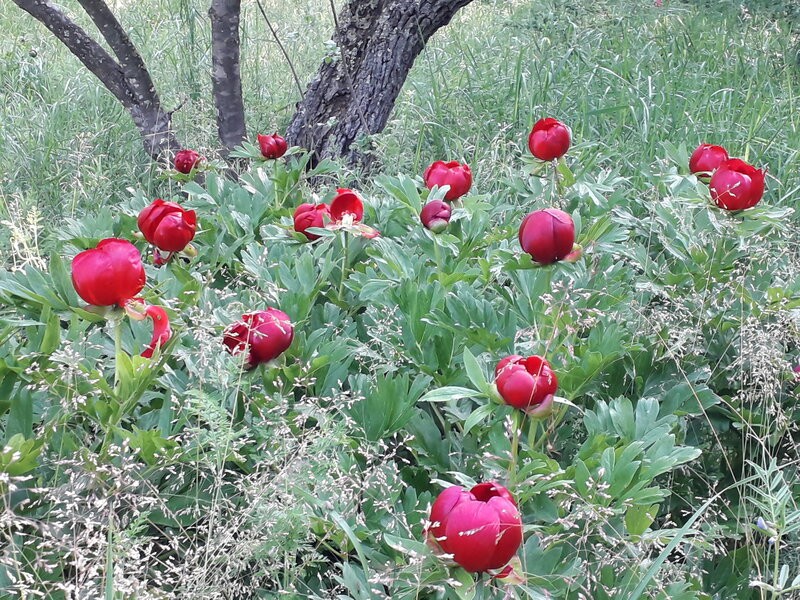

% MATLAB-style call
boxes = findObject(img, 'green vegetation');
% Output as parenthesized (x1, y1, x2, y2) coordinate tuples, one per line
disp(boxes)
(1, 0, 799, 598)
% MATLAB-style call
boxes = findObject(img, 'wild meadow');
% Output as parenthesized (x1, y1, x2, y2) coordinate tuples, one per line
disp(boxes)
(1, 0, 800, 598)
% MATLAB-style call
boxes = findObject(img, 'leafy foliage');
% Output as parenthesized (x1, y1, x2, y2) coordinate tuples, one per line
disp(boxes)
(2, 0, 800, 598)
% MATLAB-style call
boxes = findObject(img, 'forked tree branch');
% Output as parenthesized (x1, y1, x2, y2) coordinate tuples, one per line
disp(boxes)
(11, 0, 181, 163)
(75, 0, 161, 108)
(12, 0, 133, 107)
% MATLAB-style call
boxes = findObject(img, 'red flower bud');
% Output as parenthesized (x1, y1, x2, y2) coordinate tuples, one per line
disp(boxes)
(710, 158, 766, 210)
(420, 200, 452, 233)
(528, 118, 571, 161)
(137, 199, 197, 253)
(426, 482, 522, 573)
(293, 203, 330, 240)
(518, 208, 575, 265)
(223, 308, 294, 369)
(330, 189, 364, 223)
(423, 161, 472, 202)
(689, 143, 729, 181)
(71, 239, 146, 307)
(174, 149, 202, 174)
(141, 305, 172, 358)
(495, 355, 557, 414)
(257, 133, 288, 160)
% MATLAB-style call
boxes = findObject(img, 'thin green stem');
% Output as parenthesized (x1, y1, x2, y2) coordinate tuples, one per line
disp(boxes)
(527, 416, 539, 452)
(337, 234, 350, 303)
(508, 410, 524, 484)
(772, 534, 781, 600)
(433, 237, 445, 286)
(475, 576, 486, 600)
(113, 316, 123, 392)
(550, 159, 559, 203)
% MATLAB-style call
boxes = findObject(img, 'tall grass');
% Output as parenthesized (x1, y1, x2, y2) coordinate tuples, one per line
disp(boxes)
(1, 0, 800, 597)
(1, 0, 798, 232)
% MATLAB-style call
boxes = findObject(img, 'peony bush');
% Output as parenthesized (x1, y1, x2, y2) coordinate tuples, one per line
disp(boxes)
(0, 115, 795, 600)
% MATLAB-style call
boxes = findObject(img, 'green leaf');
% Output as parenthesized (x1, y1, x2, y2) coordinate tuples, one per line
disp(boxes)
(451, 568, 477, 600)
(39, 305, 61, 355)
(0, 434, 42, 476)
(557, 157, 576, 187)
(330, 512, 370, 579)
(625, 504, 657, 537)
(463, 348, 490, 393)
(419, 386, 480, 403)
(383, 533, 429, 557)
(463, 403, 494, 436)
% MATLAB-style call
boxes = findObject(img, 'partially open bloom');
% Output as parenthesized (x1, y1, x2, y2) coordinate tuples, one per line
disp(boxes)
(327, 189, 380, 238)
(689, 143, 729, 181)
(174, 149, 202, 174)
(140, 305, 172, 358)
(293, 203, 330, 240)
(72, 239, 146, 307)
(420, 200, 452, 233)
(423, 161, 473, 202)
(710, 158, 766, 210)
(426, 482, 523, 573)
(330, 189, 364, 223)
(138, 199, 197, 261)
(518, 208, 576, 265)
(528, 118, 571, 161)
(223, 308, 294, 369)
(495, 355, 557, 416)
(258, 133, 288, 160)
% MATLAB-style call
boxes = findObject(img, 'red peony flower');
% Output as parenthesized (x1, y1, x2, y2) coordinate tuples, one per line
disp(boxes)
(426, 482, 523, 573)
(138, 199, 197, 254)
(528, 118, 571, 161)
(495, 354, 558, 416)
(140, 305, 172, 358)
(293, 203, 330, 240)
(71, 239, 146, 307)
(689, 143, 729, 181)
(223, 308, 294, 369)
(518, 208, 576, 265)
(327, 189, 380, 238)
(710, 158, 766, 210)
(420, 200, 452, 233)
(423, 161, 473, 202)
(257, 133, 288, 160)
(174, 149, 202, 174)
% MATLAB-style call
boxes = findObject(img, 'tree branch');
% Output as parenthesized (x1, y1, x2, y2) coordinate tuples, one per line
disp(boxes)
(11, 0, 133, 107)
(11, 0, 181, 163)
(75, 0, 161, 108)
(210, 0, 247, 152)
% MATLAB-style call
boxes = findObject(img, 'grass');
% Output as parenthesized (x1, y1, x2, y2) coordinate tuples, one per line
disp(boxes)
(2, 0, 799, 242)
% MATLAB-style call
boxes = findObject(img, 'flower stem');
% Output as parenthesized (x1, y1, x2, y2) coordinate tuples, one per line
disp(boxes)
(432, 237, 445, 286)
(475, 576, 486, 599)
(550, 159, 559, 203)
(508, 410, 524, 484)
(113, 316, 123, 392)
(528, 416, 550, 454)
(337, 233, 350, 303)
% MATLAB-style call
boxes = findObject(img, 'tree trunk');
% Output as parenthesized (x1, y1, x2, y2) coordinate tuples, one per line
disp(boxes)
(210, 0, 247, 154)
(11, 0, 180, 164)
(285, 0, 475, 169)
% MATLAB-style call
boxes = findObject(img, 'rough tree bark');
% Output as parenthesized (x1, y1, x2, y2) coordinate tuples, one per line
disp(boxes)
(11, 0, 180, 163)
(210, 0, 247, 154)
(286, 0, 475, 168)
